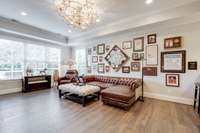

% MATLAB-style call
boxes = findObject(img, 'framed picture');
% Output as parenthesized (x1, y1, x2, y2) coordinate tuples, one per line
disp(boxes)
(164, 36, 182, 49)
(166, 74, 180, 87)
(143, 67, 157, 76)
(93, 46, 96, 52)
(132, 53, 140, 60)
(99, 56, 104, 62)
(105, 66, 110, 72)
(188, 61, 197, 70)
(87, 66, 92, 73)
(122, 41, 132, 49)
(92, 56, 98, 63)
(146, 45, 158, 65)
(105, 45, 129, 72)
(122, 66, 130, 73)
(106, 45, 110, 52)
(140, 53, 144, 60)
(87, 48, 92, 55)
(97, 44, 105, 55)
(161, 50, 186, 73)
(98, 63, 105, 73)
(131, 62, 140, 72)
(133, 37, 144, 52)
(147, 34, 157, 44)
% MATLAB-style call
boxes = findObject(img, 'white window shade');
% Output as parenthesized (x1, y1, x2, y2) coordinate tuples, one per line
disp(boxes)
(0, 39, 61, 80)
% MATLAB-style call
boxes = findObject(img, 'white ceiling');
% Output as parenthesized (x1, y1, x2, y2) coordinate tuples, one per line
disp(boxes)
(0, 0, 200, 45)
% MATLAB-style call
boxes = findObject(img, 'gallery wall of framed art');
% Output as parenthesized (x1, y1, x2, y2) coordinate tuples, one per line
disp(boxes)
(83, 23, 200, 104)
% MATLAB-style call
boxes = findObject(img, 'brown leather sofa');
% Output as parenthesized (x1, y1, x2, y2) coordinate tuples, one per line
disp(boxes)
(83, 75, 142, 110)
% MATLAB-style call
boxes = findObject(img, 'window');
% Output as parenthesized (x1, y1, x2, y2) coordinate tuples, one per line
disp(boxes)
(0, 38, 61, 80)
(75, 48, 87, 75)
(0, 39, 24, 79)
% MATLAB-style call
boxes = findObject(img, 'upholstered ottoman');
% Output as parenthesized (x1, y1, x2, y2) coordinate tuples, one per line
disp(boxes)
(59, 83, 100, 106)
(101, 85, 135, 110)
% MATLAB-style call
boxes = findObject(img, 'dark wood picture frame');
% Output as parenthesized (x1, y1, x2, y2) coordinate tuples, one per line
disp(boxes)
(131, 62, 140, 72)
(143, 67, 157, 76)
(105, 45, 129, 72)
(188, 61, 198, 70)
(166, 74, 180, 87)
(98, 56, 104, 62)
(133, 37, 144, 52)
(122, 41, 132, 49)
(98, 63, 105, 73)
(122, 66, 130, 73)
(147, 34, 157, 44)
(92, 56, 98, 63)
(97, 44, 105, 55)
(164, 36, 182, 49)
(105, 66, 110, 72)
(161, 50, 186, 73)
(87, 48, 92, 55)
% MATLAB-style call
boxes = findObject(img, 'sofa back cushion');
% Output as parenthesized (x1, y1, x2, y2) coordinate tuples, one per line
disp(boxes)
(83, 75, 95, 82)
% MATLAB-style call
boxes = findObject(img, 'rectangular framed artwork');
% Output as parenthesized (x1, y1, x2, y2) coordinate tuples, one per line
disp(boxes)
(131, 62, 140, 72)
(166, 74, 180, 87)
(133, 37, 144, 52)
(164, 36, 182, 49)
(97, 44, 105, 55)
(146, 45, 158, 65)
(98, 63, 105, 73)
(147, 34, 157, 44)
(122, 41, 132, 49)
(188, 61, 198, 70)
(161, 50, 186, 73)
(122, 66, 131, 73)
(92, 56, 98, 63)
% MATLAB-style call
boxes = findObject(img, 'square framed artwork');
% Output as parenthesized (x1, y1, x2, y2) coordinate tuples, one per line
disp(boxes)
(92, 56, 98, 63)
(97, 44, 105, 55)
(122, 66, 130, 73)
(147, 34, 157, 44)
(146, 45, 158, 65)
(164, 36, 182, 49)
(132, 53, 140, 60)
(131, 62, 140, 72)
(133, 37, 144, 52)
(188, 61, 198, 70)
(122, 41, 132, 49)
(93, 46, 96, 52)
(166, 74, 180, 87)
(98, 63, 105, 73)
(161, 50, 186, 73)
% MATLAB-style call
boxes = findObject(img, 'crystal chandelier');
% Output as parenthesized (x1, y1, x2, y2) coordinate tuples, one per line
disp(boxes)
(55, 0, 98, 29)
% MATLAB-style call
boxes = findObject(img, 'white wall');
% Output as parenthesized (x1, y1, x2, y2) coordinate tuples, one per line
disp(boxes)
(73, 21, 200, 105)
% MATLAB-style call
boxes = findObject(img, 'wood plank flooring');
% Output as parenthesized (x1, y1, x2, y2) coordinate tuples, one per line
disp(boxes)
(0, 88, 199, 133)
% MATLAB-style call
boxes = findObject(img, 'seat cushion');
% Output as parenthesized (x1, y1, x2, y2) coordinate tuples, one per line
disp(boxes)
(101, 85, 135, 103)
(87, 81, 114, 89)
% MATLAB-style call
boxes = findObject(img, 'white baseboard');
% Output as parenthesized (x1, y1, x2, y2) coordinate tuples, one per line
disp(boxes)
(0, 88, 22, 95)
(144, 92, 193, 105)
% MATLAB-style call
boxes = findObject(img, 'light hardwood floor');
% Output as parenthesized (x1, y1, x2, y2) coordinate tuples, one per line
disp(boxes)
(0, 89, 199, 133)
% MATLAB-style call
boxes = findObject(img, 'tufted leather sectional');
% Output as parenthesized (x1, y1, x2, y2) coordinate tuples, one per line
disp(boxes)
(83, 75, 142, 110)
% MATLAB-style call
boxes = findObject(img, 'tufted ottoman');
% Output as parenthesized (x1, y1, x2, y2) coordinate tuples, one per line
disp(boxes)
(59, 83, 100, 106)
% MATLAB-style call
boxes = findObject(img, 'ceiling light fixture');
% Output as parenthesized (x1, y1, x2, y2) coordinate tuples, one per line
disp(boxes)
(145, 0, 153, 4)
(55, 0, 99, 30)
(68, 30, 72, 33)
(20, 11, 28, 16)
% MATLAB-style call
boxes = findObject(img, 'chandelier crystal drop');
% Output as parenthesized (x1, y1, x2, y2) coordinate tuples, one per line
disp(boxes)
(55, 0, 98, 29)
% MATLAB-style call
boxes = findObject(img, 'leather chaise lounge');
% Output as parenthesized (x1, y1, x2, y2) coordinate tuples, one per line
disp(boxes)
(83, 75, 142, 110)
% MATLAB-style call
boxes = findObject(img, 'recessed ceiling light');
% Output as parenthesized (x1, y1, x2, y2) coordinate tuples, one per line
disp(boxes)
(145, 0, 153, 4)
(68, 30, 72, 33)
(20, 11, 27, 16)
(96, 18, 100, 22)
